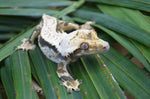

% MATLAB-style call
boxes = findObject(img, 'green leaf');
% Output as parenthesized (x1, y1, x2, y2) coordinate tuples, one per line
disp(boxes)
(0, 16, 33, 25)
(0, 8, 58, 16)
(100, 48, 150, 99)
(81, 55, 125, 99)
(0, 33, 16, 40)
(29, 48, 57, 98)
(94, 24, 150, 72)
(0, 26, 35, 62)
(0, 0, 73, 7)
(0, 93, 2, 99)
(0, 56, 39, 99)
(71, 61, 100, 99)
(86, 0, 150, 12)
(0, 25, 22, 32)
(97, 4, 150, 67)
(55, 0, 85, 18)
(72, 9, 150, 47)
(0, 57, 16, 99)
(97, 4, 150, 32)
(133, 42, 150, 63)
(11, 50, 33, 99)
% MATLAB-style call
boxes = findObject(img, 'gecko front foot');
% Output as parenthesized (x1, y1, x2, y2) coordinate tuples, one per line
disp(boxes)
(15, 38, 36, 51)
(59, 79, 82, 93)
(81, 21, 95, 30)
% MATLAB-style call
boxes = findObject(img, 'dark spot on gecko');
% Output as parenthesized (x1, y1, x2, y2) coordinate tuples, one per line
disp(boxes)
(60, 76, 74, 81)
(64, 22, 69, 26)
(69, 49, 82, 62)
(56, 25, 63, 33)
(65, 28, 76, 34)
(59, 42, 61, 45)
(67, 82, 70, 86)
(57, 69, 66, 73)
(57, 65, 64, 70)
(28, 40, 32, 43)
(58, 53, 67, 61)
(79, 25, 81, 29)
(87, 32, 92, 39)
(60, 22, 64, 24)
(39, 37, 68, 60)
(59, 62, 64, 67)
(39, 36, 57, 53)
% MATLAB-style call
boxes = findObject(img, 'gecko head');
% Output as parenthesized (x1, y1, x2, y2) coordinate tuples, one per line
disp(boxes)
(69, 29, 110, 57)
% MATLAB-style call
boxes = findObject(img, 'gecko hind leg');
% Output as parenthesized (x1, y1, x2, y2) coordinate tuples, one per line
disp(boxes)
(57, 61, 82, 93)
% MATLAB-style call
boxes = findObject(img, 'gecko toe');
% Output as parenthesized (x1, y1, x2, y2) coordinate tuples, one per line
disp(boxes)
(79, 80, 82, 84)
(75, 88, 80, 92)
(59, 81, 64, 85)
(67, 88, 72, 93)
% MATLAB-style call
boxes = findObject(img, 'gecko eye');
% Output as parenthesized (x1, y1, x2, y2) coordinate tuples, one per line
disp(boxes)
(80, 42, 89, 50)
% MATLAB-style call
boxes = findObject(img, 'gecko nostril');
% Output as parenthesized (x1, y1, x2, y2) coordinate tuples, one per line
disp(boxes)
(103, 44, 110, 51)
(103, 47, 106, 49)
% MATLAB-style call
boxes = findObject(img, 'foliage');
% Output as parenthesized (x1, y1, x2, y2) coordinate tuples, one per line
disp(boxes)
(0, 0, 150, 99)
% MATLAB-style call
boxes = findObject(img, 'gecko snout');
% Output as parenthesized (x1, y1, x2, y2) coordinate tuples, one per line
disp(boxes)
(101, 42, 110, 52)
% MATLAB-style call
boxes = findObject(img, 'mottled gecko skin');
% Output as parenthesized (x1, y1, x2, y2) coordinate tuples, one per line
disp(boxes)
(16, 14, 109, 93)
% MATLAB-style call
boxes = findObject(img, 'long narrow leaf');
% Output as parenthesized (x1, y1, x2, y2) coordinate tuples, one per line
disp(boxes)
(72, 9, 150, 47)
(97, 4, 150, 31)
(0, 26, 35, 62)
(94, 24, 150, 72)
(11, 50, 33, 99)
(98, 4, 150, 64)
(0, 16, 33, 25)
(0, 34, 16, 40)
(0, 57, 16, 99)
(0, 8, 58, 16)
(100, 48, 150, 99)
(0, 25, 22, 32)
(81, 55, 125, 99)
(0, 93, 2, 99)
(87, 0, 150, 12)
(0, 1, 72, 7)
(29, 48, 57, 98)
(133, 42, 150, 63)
(55, 0, 85, 18)
(71, 61, 100, 99)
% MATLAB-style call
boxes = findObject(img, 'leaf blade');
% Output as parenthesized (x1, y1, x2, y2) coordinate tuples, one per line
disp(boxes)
(0, 0, 73, 7)
(0, 57, 16, 99)
(81, 55, 125, 99)
(97, 4, 150, 67)
(87, 0, 150, 12)
(72, 9, 150, 47)
(100, 48, 150, 99)
(0, 26, 35, 62)
(11, 50, 33, 99)
(0, 8, 58, 16)
(71, 61, 100, 99)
